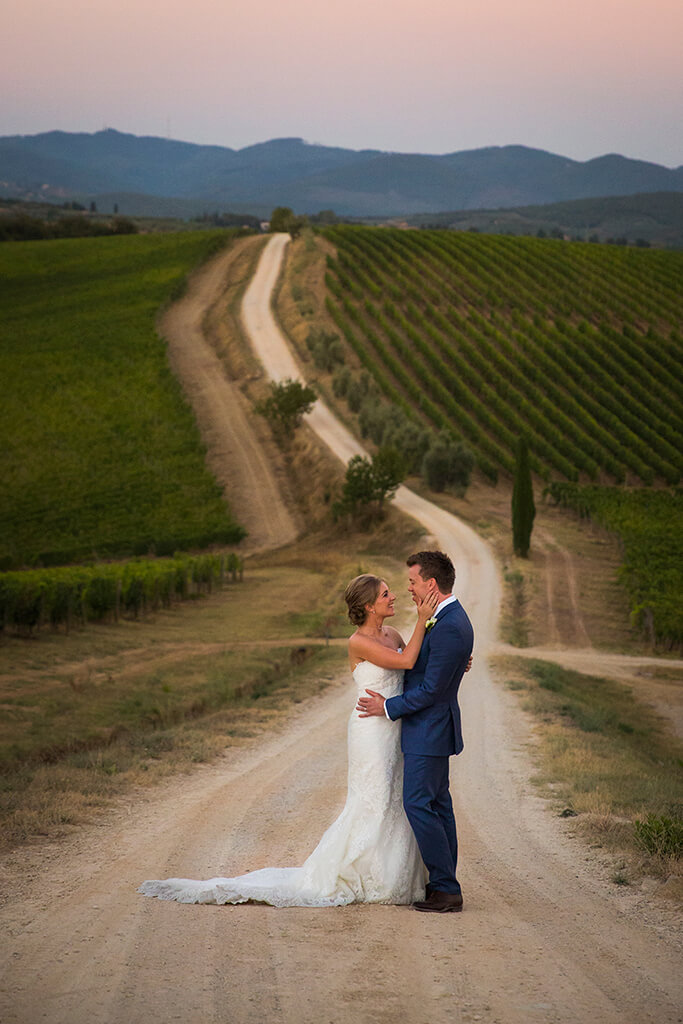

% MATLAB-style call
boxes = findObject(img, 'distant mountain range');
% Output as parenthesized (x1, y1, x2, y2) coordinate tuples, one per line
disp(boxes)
(1, 129, 682, 217)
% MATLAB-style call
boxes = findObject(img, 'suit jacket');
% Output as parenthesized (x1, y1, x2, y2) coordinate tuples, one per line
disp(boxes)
(385, 599, 474, 757)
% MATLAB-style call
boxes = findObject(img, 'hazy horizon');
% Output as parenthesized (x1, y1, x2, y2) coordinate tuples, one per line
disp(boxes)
(2, 0, 681, 169)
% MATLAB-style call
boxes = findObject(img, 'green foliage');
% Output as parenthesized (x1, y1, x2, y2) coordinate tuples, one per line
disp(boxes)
(332, 366, 352, 398)
(256, 378, 317, 439)
(270, 207, 294, 231)
(306, 327, 345, 372)
(545, 483, 683, 648)
(333, 455, 376, 518)
(633, 814, 683, 859)
(421, 432, 475, 491)
(0, 232, 245, 569)
(269, 206, 306, 238)
(370, 447, 405, 508)
(512, 437, 536, 557)
(322, 226, 683, 486)
(0, 212, 138, 242)
(0, 553, 243, 636)
(358, 399, 432, 475)
(333, 448, 405, 521)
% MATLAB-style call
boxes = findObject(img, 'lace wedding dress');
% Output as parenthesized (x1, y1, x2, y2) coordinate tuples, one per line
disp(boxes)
(138, 662, 426, 906)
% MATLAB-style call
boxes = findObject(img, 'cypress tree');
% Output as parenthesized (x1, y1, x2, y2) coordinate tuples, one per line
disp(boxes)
(512, 437, 535, 557)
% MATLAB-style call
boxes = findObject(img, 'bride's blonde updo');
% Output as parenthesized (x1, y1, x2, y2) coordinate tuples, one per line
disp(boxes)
(344, 573, 382, 626)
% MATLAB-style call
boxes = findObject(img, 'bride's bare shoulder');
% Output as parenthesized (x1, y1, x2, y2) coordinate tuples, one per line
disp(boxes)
(384, 625, 404, 648)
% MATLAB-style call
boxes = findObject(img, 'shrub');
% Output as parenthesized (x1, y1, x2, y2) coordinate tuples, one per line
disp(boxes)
(306, 328, 345, 372)
(256, 379, 317, 439)
(512, 437, 536, 557)
(422, 433, 475, 492)
(332, 447, 405, 521)
(332, 366, 351, 398)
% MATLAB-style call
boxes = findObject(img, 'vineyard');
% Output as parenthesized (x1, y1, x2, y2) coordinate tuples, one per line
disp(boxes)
(0, 231, 245, 570)
(546, 484, 682, 648)
(322, 226, 683, 486)
(0, 553, 243, 636)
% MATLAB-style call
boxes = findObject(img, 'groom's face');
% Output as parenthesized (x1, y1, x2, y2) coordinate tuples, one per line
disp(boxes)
(408, 565, 435, 605)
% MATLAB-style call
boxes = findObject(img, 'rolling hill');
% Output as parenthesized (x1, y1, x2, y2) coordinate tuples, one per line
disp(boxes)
(404, 192, 683, 247)
(2, 129, 682, 217)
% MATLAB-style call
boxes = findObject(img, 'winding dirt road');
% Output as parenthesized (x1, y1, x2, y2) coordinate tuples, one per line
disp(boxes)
(1, 237, 681, 1024)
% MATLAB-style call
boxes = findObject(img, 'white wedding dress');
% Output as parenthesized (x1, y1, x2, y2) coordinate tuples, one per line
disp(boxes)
(138, 662, 426, 906)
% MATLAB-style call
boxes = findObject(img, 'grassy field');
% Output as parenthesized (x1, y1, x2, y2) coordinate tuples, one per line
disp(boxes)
(0, 230, 246, 569)
(497, 656, 683, 884)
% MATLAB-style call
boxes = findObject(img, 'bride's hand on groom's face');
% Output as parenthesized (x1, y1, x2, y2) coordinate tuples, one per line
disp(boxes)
(416, 591, 439, 623)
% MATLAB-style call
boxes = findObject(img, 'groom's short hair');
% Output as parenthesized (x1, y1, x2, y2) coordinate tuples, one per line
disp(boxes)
(407, 550, 455, 593)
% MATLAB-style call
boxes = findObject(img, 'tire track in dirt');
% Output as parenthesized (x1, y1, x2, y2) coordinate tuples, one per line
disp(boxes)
(535, 528, 592, 647)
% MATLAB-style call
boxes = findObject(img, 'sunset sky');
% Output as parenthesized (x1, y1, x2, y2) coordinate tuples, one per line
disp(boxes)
(2, 0, 681, 166)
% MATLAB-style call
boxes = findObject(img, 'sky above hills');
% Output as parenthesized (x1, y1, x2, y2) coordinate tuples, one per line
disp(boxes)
(2, 0, 681, 167)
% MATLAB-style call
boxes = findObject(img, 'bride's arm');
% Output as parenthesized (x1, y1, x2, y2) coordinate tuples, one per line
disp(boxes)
(348, 594, 437, 669)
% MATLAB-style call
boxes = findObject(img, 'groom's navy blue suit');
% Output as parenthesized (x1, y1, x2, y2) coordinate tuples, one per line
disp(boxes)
(385, 599, 474, 895)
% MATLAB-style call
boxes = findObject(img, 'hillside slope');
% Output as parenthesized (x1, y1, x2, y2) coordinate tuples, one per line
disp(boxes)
(406, 191, 683, 248)
(323, 227, 683, 484)
(2, 129, 682, 216)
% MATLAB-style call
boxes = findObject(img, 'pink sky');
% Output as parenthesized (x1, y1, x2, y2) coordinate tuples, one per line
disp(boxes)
(2, 0, 681, 165)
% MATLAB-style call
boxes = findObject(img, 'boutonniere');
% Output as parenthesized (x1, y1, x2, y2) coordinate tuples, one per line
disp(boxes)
(425, 617, 437, 632)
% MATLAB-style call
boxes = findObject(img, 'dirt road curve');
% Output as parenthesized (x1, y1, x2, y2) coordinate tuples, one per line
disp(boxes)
(1, 238, 681, 1024)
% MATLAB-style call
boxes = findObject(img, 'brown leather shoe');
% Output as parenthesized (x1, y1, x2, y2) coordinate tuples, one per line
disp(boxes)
(413, 890, 463, 913)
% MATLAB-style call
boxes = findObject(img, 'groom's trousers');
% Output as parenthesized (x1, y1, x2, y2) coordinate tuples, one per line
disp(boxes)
(402, 753, 460, 895)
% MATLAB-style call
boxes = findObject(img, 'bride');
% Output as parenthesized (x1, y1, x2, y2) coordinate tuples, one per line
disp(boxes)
(138, 573, 439, 907)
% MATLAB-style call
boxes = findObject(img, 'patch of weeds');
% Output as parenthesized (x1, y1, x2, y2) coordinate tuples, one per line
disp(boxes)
(611, 862, 630, 885)
(634, 813, 683, 859)
(505, 679, 527, 691)
(502, 570, 529, 647)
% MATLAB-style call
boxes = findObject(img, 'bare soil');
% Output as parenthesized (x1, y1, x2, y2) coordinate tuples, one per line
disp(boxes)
(159, 236, 300, 553)
(1, 236, 681, 1024)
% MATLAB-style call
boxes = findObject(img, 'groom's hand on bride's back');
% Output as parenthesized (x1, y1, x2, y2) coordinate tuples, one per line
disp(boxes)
(356, 689, 386, 717)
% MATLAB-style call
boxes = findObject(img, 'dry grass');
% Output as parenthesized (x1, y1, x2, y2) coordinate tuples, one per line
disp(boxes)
(496, 654, 683, 888)
(0, 522, 424, 849)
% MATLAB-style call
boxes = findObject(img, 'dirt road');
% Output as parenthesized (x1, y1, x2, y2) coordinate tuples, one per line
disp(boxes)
(1, 237, 680, 1024)
(160, 237, 298, 552)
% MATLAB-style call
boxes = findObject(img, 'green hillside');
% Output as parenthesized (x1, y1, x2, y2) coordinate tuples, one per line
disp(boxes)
(322, 226, 683, 646)
(405, 192, 683, 249)
(0, 231, 246, 569)
(547, 484, 682, 648)
(323, 227, 683, 485)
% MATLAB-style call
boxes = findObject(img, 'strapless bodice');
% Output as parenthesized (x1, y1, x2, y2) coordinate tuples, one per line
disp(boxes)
(351, 660, 404, 698)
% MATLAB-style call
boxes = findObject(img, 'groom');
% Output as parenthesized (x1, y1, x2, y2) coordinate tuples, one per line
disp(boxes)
(357, 550, 474, 913)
